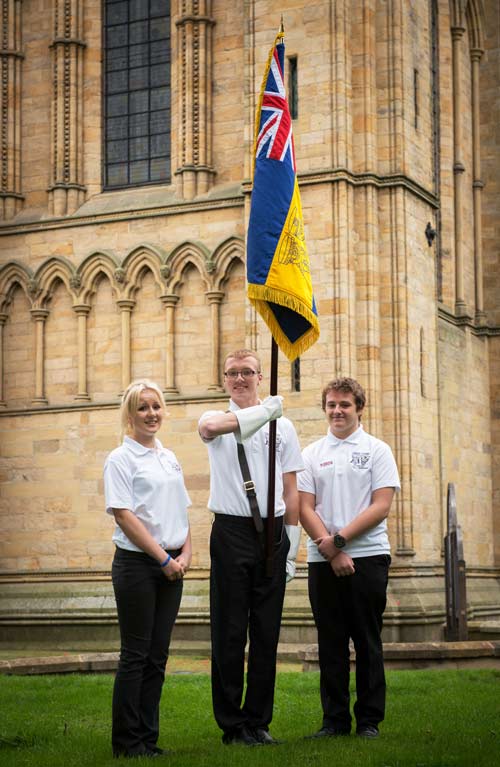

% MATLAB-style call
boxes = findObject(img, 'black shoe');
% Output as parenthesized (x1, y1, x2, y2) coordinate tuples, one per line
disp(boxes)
(145, 745, 171, 755)
(356, 725, 379, 739)
(113, 750, 160, 759)
(305, 726, 350, 739)
(252, 728, 282, 745)
(222, 725, 260, 746)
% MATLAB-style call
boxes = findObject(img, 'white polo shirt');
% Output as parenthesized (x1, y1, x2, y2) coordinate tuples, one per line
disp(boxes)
(104, 436, 191, 552)
(298, 425, 400, 561)
(199, 400, 304, 517)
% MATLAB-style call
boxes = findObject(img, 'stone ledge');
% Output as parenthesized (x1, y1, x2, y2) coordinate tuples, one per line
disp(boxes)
(0, 640, 301, 675)
(0, 652, 119, 675)
(2, 641, 500, 675)
(300, 641, 500, 671)
(468, 620, 500, 637)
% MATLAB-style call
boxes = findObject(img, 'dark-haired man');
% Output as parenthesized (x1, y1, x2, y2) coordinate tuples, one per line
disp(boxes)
(299, 377, 400, 740)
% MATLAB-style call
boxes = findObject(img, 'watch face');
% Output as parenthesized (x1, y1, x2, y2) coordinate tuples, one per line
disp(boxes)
(334, 534, 346, 548)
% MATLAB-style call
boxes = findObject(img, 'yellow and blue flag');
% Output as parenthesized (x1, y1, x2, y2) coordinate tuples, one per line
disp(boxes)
(247, 30, 319, 361)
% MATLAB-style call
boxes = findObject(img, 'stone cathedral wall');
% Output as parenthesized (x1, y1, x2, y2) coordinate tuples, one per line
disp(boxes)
(0, 0, 498, 644)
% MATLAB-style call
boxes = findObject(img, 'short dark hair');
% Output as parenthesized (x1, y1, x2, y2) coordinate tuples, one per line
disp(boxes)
(321, 377, 366, 412)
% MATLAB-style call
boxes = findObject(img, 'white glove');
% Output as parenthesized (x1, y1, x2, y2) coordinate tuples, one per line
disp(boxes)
(285, 524, 301, 582)
(235, 395, 283, 443)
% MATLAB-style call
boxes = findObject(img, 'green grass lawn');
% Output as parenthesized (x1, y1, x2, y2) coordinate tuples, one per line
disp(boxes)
(0, 669, 498, 766)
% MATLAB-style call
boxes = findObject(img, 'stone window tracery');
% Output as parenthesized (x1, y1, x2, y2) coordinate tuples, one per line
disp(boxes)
(103, 0, 171, 189)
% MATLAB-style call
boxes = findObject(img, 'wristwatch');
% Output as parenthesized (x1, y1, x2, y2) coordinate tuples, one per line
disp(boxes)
(333, 533, 346, 549)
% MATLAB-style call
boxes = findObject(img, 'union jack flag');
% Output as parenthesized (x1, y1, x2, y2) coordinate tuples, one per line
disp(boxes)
(247, 30, 319, 361)
(255, 42, 296, 170)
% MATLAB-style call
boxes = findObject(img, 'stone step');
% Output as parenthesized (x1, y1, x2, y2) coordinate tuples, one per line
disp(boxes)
(300, 640, 500, 671)
(2, 640, 500, 676)
(467, 620, 500, 639)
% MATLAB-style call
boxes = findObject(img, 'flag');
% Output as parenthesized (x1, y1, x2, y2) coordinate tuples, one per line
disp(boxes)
(247, 29, 319, 361)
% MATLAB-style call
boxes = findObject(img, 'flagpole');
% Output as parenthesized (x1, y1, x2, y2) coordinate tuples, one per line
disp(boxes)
(266, 338, 278, 576)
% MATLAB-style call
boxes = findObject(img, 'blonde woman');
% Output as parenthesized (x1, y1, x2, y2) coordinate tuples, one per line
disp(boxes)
(104, 379, 192, 758)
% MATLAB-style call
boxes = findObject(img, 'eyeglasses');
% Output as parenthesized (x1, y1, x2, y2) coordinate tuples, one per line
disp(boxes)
(224, 369, 259, 379)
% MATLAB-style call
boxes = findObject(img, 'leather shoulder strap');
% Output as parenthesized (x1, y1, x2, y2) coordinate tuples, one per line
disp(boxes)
(235, 438, 264, 534)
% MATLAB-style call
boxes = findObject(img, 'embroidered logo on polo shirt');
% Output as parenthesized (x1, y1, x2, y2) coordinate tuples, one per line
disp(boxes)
(319, 460, 333, 468)
(264, 434, 282, 450)
(351, 452, 370, 468)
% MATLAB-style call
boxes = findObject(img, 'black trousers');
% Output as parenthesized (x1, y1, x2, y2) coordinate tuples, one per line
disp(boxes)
(210, 514, 289, 734)
(111, 546, 183, 757)
(308, 555, 390, 732)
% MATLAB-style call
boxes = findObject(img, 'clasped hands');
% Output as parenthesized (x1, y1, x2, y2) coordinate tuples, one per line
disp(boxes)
(314, 535, 355, 577)
(162, 554, 190, 582)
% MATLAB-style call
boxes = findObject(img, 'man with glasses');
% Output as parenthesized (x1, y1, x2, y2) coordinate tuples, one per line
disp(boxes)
(198, 349, 303, 746)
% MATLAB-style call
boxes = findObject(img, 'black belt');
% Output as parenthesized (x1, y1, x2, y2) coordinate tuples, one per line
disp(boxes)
(214, 514, 284, 528)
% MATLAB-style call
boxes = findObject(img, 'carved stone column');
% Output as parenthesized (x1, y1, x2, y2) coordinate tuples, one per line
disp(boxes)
(352, 0, 381, 435)
(330, 2, 355, 378)
(117, 300, 134, 393)
(451, 25, 468, 317)
(175, 0, 215, 199)
(471, 47, 486, 325)
(31, 309, 49, 405)
(0, 0, 24, 220)
(0, 312, 7, 407)
(387, 187, 414, 557)
(206, 290, 224, 391)
(73, 304, 91, 401)
(161, 295, 179, 395)
(332, 180, 356, 377)
(356, 185, 382, 438)
(48, 0, 86, 217)
(332, 0, 353, 169)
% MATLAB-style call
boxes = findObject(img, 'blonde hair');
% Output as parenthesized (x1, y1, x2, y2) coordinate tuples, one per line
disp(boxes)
(223, 348, 261, 373)
(120, 379, 166, 438)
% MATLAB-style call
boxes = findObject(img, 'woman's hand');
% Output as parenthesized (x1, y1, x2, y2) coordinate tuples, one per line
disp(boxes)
(175, 552, 191, 573)
(175, 530, 192, 575)
(162, 557, 184, 581)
